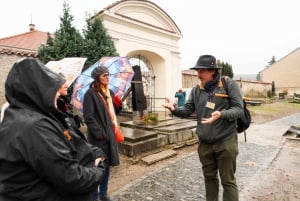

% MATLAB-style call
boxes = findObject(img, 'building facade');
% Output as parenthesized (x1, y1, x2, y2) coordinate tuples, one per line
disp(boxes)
(0, 0, 182, 112)
(92, 0, 182, 111)
(260, 47, 300, 96)
(0, 24, 49, 106)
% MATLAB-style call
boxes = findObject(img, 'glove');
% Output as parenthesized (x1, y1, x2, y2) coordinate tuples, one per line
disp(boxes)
(74, 115, 84, 128)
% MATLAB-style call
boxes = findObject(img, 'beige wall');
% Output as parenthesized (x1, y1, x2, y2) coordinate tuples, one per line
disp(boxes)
(260, 47, 300, 95)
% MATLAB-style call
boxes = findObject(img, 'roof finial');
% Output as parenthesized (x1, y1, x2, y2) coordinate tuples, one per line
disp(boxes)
(29, 15, 35, 31)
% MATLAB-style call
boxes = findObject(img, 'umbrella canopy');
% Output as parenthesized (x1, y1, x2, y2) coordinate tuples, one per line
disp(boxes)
(46, 57, 87, 87)
(71, 56, 134, 112)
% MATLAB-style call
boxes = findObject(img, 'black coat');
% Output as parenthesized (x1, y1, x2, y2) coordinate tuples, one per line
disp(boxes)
(83, 88, 121, 166)
(0, 58, 105, 201)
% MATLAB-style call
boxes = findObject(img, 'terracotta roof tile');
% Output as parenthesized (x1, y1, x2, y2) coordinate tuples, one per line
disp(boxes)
(0, 48, 38, 57)
(0, 30, 52, 57)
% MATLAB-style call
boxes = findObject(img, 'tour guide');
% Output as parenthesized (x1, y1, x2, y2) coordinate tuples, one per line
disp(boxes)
(163, 54, 244, 201)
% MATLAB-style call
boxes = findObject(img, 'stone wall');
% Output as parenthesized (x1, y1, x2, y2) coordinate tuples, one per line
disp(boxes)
(182, 71, 198, 88)
(0, 54, 23, 107)
(182, 73, 273, 98)
(235, 79, 272, 98)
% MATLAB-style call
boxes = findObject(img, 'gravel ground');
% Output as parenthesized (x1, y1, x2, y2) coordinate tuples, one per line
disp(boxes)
(111, 141, 280, 201)
(112, 113, 300, 201)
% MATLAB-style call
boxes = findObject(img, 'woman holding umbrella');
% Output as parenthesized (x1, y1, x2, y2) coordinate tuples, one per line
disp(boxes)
(83, 66, 122, 201)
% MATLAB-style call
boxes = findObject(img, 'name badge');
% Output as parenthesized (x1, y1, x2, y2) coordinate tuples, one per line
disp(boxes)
(206, 101, 215, 110)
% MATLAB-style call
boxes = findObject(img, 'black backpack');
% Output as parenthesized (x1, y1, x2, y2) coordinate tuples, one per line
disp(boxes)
(221, 77, 252, 142)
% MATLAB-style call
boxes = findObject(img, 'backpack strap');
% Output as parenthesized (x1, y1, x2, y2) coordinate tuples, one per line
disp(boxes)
(221, 76, 247, 142)
(221, 76, 229, 94)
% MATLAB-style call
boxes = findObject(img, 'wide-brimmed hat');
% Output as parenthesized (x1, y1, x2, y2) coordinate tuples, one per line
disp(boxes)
(190, 55, 222, 70)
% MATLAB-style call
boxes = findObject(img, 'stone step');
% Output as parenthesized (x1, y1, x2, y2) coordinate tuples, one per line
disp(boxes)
(120, 127, 157, 143)
(158, 128, 196, 144)
(118, 119, 197, 157)
(118, 134, 168, 157)
(141, 149, 177, 165)
(120, 118, 191, 130)
(154, 120, 197, 133)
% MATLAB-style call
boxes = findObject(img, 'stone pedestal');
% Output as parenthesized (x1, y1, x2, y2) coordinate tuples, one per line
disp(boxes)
(119, 118, 198, 157)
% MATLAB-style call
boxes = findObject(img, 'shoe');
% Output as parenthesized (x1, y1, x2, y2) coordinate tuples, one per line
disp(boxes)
(100, 194, 113, 201)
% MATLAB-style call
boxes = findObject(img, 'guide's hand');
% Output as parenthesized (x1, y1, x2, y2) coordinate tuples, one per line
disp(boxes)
(95, 157, 105, 166)
(162, 98, 175, 111)
(201, 111, 221, 124)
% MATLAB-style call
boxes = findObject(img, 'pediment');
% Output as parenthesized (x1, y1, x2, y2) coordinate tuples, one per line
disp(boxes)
(100, 0, 181, 36)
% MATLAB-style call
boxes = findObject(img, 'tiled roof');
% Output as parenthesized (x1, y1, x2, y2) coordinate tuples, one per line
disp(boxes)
(0, 29, 51, 58)
(0, 48, 38, 57)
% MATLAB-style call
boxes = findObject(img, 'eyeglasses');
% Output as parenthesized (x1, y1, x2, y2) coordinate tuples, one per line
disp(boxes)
(101, 73, 110, 78)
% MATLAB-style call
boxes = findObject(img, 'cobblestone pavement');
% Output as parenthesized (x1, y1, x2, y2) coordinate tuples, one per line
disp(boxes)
(111, 113, 300, 201)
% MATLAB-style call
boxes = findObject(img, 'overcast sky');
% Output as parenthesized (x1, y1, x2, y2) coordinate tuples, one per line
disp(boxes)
(1, 0, 300, 74)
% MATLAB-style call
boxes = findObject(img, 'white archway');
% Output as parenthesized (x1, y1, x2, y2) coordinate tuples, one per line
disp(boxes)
(93, 0, 183, 111)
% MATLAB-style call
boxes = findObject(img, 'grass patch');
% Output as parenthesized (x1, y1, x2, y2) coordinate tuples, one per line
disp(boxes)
(248, 101, 300, 114)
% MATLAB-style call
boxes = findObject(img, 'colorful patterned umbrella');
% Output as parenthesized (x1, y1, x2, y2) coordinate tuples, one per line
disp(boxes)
(71, 56, 134, 112)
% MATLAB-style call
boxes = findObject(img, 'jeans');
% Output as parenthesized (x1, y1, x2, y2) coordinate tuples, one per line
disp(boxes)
(198, 135, 239, 201)
(94, 165, 110, 199)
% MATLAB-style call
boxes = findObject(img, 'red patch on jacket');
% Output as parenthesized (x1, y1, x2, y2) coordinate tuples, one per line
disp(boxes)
(114, 95, 122, 108)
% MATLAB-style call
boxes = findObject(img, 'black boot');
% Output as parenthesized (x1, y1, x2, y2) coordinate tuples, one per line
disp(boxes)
(100, 194, 113, 201)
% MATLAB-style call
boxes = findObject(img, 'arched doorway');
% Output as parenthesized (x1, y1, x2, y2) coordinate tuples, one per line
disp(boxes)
(123, 55, 156, 112)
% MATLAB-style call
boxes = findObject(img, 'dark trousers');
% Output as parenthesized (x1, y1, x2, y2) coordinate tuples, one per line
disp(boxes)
(94, 165, 110, 199)
(198, 135, 239, 201)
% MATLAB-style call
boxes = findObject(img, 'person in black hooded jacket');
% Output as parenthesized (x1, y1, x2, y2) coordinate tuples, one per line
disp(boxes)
(0, 57, 105, 201)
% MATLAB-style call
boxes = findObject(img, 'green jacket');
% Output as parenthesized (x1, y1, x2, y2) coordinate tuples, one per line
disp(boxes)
(172, 77, 243, 144)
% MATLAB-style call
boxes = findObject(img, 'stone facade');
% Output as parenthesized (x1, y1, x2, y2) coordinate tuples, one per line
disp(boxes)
(0, 54, 23, 106)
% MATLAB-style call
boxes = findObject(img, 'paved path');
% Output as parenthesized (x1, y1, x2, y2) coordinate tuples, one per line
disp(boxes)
(111, 113, 300, 201)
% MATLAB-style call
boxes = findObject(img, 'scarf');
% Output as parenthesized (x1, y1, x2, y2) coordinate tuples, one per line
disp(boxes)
(204, 74, 221, 97)
(99, 85, 117, 126)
